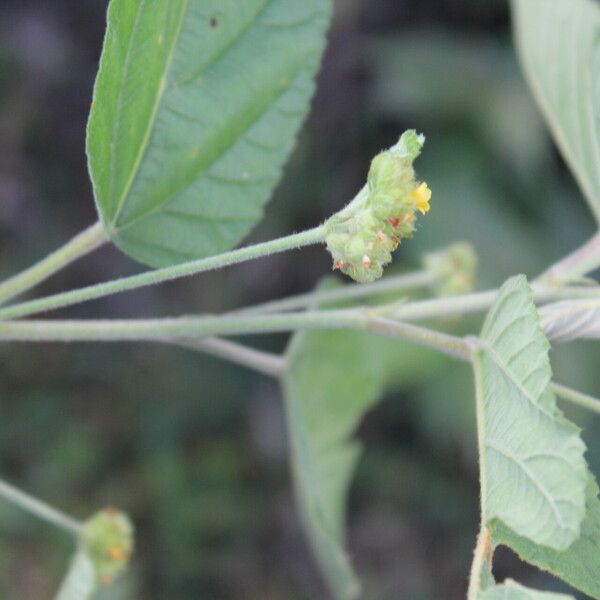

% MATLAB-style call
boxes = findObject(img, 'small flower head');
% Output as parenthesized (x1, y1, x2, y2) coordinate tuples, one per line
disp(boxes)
(325, 130, 431, 283)
(82, 507, 134, 585)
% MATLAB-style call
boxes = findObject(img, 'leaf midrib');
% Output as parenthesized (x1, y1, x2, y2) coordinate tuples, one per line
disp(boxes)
(112, 0, 279, 233)
(110, 0, 190, 229)
(116, 58, 308, 235)
(486, 439, 566, 530)
(479, 340, 555, 420)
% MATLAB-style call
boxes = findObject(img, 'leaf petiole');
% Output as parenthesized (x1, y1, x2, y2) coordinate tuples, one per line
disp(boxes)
(0, 222, 106, 306)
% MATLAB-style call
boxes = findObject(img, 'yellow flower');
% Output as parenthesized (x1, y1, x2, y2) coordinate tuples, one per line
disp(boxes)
(412, 182, 431, 214)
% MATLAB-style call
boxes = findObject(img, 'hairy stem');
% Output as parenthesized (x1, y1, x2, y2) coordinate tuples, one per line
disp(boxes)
(0, 222, 106, 306)
(551, 382, 600, 415)
(0, 225, 326, 321)
(367, 316, 474, 360)
(0, 309, 361, 341)
(388, 283, 600, 322)
(235, 269, 436, 314)
(172, 337, 287, 377)
(0, 309, 473, 365)
(538, 230, 600, 284)
(467, 526, 492, 600)
(0, 478, 81, 536)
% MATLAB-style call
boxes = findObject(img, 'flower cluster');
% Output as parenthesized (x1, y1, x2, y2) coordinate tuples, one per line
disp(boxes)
(325, 130, 431, 283)
(82, 506, 134, 585)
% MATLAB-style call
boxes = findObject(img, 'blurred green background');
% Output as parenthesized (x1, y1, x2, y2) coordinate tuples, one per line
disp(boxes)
(0, 0, 598, 598)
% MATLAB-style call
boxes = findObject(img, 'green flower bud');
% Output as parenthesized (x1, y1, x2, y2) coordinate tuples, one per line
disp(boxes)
(423, 242, 478, 296)
(81, 507, 134, 585)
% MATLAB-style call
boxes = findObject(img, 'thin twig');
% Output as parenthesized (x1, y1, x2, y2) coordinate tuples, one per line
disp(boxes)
(551, 382, 600, 415)
(367, 316, 474, 361)
(0, 225, 326, 321)
(537, 231, 600, 285)
(0, 478, 81, 536)
(172, 337, 287, 378)
(0, 222, 106, 306)
(235, 270, 436, 315)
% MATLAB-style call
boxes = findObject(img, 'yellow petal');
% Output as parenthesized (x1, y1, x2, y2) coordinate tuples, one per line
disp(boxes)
(411, 182, 431, 214)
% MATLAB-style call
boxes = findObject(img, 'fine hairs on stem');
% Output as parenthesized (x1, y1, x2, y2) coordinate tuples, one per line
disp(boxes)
(0, 225, 327, 321)
(0, 479, 81, 536)
(0, 222, 107, 306)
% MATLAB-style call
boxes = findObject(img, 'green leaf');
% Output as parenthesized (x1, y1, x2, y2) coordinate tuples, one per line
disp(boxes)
(512, 0, 600, 222)
(479, 579, 574, 600)
(494, 476, 600, 599)
(87, 0, 331, 267)
(473, 275, 587, 549)
(56, 551, 96, 600)
(283, 328, 383, 600)
(282, 281, 447, 599)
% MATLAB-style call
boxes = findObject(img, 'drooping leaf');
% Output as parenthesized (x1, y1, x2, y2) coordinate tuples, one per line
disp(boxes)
(494, 476, 600, 600)
(283, 329, 379, 600)
(539, 299, 600, 342)
(282, 280, 448, 599)
(512, 0, 600, 222)
(56, 550, 96, 600)
(87, 0, 331, 267)
(473, 275, 588, 549)
(479, 579, 574, 600)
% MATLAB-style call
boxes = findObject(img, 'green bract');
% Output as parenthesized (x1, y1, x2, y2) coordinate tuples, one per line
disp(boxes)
(324, 130, 430, 283)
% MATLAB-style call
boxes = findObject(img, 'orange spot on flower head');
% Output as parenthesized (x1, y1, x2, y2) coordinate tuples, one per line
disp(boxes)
(108, 547, 127, 561)
(388, 216, 400, 228)
(411, 182, 431, 214)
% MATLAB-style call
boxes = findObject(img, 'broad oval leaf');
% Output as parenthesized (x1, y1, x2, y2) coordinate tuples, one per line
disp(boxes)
(494, 476, 600, 600)
(512, 0, 600, 222)
(539, 299, 600, 342)
(56, 550, 96, 600)
(473, 276, 588, 549)
(87, 0, 331, 267)
(479, 580, 574, 600)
